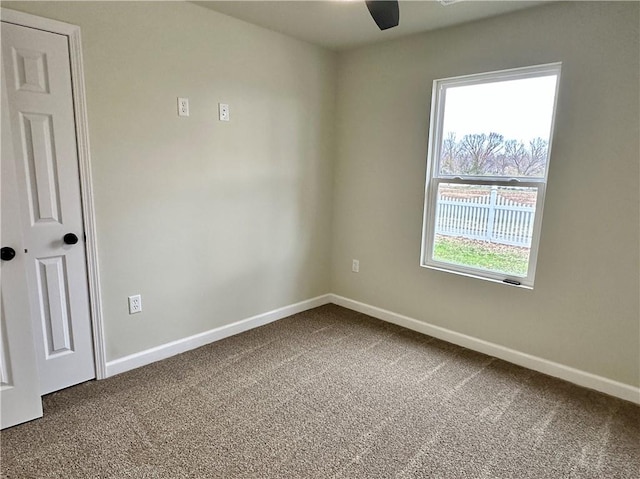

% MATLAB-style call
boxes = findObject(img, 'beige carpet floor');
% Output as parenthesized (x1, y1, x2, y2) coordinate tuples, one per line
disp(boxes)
(1, 304, 639, 478)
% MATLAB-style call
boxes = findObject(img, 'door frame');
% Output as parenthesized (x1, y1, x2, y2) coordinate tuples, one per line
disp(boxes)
(1, 8, 107, 380)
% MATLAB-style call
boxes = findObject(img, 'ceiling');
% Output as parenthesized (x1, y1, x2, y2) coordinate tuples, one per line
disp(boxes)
(194, 1, 547, 51)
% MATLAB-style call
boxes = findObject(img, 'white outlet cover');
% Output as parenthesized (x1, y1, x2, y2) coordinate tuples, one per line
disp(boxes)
(128, 295, 142, 314)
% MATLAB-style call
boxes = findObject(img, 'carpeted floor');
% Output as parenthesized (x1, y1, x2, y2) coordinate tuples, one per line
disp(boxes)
(1, 304, 639, 478)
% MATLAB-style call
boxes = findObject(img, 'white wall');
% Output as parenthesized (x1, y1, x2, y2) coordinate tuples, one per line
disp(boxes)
(4, 1, 337, 361)
(331, 1, 639, 386)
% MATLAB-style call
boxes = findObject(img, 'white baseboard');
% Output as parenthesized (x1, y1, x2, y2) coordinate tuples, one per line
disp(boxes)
(105, 294, 332, 377)
(104, 291, 639, 405)
(329, 294, 640, 405)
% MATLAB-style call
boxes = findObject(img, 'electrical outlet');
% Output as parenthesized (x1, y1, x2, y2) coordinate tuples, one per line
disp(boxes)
(178, 97, 189, 117)
(219, 103, 229, 121)
(352, 259, 360, 273)
(128, 295, 142, 314)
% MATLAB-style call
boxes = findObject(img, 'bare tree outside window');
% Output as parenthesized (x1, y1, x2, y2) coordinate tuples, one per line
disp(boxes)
(439, 133, 549, 177)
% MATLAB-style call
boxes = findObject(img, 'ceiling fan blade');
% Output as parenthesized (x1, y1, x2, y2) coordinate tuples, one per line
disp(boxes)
(365, 0, 400, 31)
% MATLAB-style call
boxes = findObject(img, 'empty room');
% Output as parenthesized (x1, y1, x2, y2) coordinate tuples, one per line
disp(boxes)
(1, 1, 638, 477)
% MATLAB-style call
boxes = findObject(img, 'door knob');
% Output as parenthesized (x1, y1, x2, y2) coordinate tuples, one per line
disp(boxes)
(63, 233, 79, 245)
(1, 247, 16, 261)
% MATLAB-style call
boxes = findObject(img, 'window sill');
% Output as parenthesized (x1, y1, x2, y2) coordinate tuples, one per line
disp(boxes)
(420, 262, 534, 290)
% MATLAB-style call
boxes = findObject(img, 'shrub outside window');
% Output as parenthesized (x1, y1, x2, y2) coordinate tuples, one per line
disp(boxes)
(420, 63, 561, 288)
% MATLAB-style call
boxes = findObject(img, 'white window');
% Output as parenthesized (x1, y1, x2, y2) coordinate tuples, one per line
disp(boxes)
(420, 63, 561, 288)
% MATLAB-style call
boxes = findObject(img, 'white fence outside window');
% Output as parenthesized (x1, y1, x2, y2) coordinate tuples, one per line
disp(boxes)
(435, 187, 535, 247)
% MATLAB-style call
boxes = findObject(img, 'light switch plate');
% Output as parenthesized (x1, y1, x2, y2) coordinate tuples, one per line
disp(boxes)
(219, 103, 229, 121)
(178, 97, 189, 117)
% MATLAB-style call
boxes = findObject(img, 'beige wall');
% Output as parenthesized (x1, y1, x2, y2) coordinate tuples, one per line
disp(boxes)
(331, 1, 639, 386)
(4, 1, 638, 388)
(4, 1, 337, 361)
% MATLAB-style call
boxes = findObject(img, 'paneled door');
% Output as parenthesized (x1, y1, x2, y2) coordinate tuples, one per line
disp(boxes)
(1, 59, 43, 429)
(1, 22, 95, 397)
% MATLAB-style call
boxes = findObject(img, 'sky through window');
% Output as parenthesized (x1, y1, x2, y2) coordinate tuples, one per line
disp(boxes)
(442, 76, 558, 143)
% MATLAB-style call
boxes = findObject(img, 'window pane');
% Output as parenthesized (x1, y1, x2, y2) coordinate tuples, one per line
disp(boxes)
(432, 184, 538, 277)
(439, 75, 558, 178)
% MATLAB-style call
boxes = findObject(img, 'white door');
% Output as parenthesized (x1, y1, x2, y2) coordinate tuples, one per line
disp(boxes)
(1, 62, 43, 429)
(1, 22, 95, 396)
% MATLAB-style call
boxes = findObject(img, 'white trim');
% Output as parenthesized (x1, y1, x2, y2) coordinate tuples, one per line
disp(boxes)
(1, 8, 107, 380)
(1, 8, 78, 34)
(105, 294, 332, 377)
(106, 291, 638, 404)
(329, 295, 640, 404)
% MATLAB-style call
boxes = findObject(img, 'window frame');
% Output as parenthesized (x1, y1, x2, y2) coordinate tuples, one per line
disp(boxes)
(420, 63, 562, 288)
